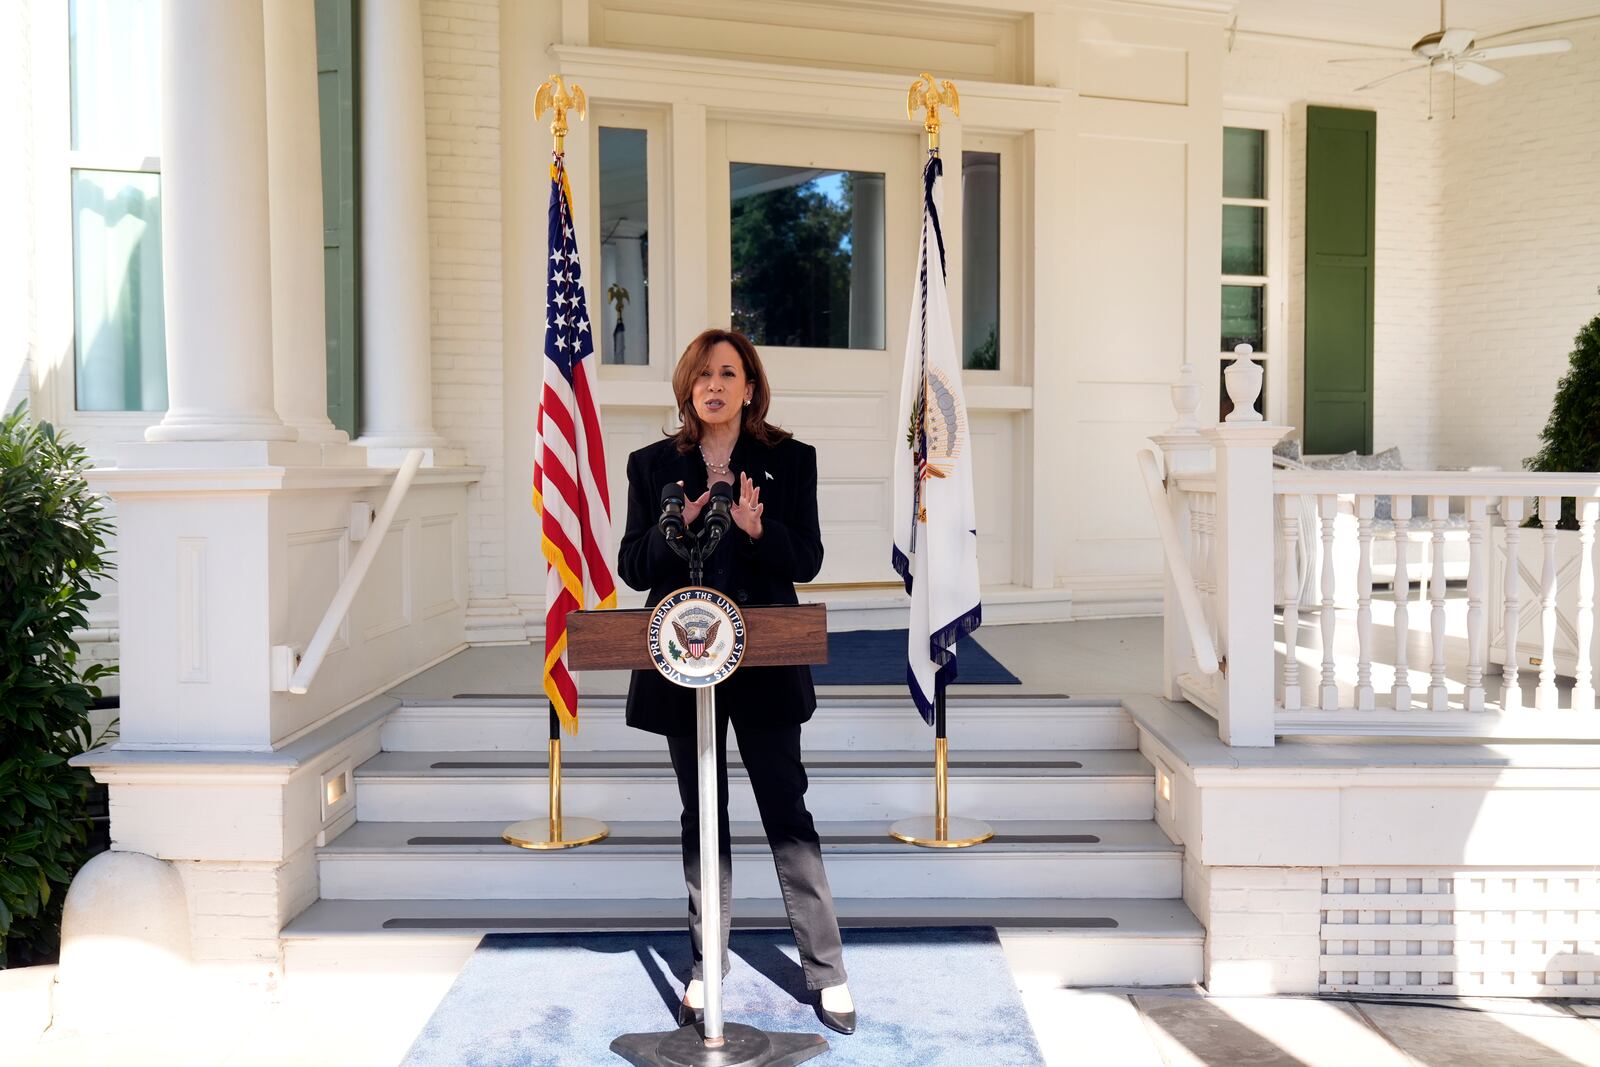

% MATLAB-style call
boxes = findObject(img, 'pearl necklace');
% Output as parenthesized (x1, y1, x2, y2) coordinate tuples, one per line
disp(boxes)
(699, 444, 732, 479)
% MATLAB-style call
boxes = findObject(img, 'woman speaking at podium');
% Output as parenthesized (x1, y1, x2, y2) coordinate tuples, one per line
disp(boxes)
(617, 328, 856, 1036)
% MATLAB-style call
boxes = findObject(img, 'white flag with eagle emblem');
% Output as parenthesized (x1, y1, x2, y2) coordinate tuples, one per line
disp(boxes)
(891, 152, 982, 724)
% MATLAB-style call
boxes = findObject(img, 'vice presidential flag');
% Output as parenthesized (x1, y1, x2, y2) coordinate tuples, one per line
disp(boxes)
(533, 153, 617, 732)
(892, 152, 982, 724)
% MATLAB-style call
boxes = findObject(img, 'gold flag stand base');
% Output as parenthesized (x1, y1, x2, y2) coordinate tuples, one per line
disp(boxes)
(888, 814, 994, 849)
(502, 733, 610, 850)
(503, 814, 609, 850)
(888, 722, 993, 849)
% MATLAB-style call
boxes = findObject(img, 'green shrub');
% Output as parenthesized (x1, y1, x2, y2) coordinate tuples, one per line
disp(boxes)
(1, 402, 115, 968)
(1525, 311, 1600, 529)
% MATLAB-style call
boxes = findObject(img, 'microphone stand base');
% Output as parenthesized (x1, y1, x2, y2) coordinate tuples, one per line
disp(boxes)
(611, 1022, 827, 1067)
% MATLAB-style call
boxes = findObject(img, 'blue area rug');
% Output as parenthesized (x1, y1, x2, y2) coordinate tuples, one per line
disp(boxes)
(813, 629, 1020, 687)
(401, 926, 1043, 1066)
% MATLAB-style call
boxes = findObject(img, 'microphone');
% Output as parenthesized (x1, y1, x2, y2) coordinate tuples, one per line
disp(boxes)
(701, 481, 734, 545)
(658, 482, 687, 543)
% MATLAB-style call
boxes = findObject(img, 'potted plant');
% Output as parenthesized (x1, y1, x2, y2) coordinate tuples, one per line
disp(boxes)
(1490, 310, 1600, 679)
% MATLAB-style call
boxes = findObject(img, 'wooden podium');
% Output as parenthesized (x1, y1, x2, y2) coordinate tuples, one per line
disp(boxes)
(567, 600, 832, 1067)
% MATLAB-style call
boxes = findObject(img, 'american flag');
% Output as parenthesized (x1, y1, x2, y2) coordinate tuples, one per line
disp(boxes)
(533, 154, 617, 732)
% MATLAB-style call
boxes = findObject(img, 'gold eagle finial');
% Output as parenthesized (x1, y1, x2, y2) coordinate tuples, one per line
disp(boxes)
(535, 74, 587, 155)
(907, 73, 960, 151)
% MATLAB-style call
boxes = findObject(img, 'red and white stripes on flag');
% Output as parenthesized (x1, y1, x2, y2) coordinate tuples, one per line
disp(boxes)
(533, 155, 617, 732)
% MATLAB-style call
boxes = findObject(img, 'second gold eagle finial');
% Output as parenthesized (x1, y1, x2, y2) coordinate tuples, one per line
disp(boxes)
(907, 73, 960, 151)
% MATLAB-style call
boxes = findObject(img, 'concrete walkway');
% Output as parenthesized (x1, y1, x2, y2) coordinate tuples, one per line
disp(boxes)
(9, 964, 1600, 1065)
(1025, 987, 1600, 1067)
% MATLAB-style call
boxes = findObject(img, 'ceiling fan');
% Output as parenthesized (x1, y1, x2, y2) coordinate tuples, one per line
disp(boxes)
(1332, 0, 1573, 115)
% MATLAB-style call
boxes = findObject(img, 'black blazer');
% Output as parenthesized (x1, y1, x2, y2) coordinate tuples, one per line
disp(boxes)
(618, 433, 824, 737)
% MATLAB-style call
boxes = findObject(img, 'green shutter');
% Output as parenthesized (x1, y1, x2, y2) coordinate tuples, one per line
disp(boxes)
(316, 0, 360, 438)
(1303, 106, 1375, 455)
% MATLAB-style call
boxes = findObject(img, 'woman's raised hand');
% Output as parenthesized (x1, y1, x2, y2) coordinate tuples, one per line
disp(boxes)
(678, 481, 711, 527)
(731, 472, 763, 540)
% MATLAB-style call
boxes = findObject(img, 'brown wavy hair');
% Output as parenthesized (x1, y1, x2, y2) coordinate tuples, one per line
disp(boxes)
(669, 328, 792, 453)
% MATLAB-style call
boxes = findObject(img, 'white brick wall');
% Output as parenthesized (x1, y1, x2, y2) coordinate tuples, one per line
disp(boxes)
(422, 0, 507, 602)
(1203, 866, 1323, 994)
(1224, 36, 1446, 468)
(1433, 24, 1600, 473)
(3, 2, 35, 417)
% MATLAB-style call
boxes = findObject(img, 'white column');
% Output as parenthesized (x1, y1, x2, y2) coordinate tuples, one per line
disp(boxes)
(848, 173, 885, 350)
(358, 0, 446, 459)
(264, 0, 352, 451)
(145, 0, 291, 443)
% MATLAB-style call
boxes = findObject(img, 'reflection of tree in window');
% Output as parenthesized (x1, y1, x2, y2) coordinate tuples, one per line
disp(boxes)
(730, 170, 854, 348)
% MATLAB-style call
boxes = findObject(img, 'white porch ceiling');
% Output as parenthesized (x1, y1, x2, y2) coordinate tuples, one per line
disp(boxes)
(1229, 0, 1600, 48)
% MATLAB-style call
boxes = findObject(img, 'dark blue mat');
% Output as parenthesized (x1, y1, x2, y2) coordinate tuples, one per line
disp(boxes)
(814, 629, 1020, 687)
(401, 926, 1043, 1066)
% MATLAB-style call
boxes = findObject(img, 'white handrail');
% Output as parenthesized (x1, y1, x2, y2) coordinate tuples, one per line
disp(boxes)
(289, 449, 426, 694)
(1138, 447, 1221, 675)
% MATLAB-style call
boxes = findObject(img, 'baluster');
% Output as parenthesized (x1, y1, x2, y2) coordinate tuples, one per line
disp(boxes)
(1500, 497, 1525, 712)
(1537, 495, 1560, 712)
(1355, 494, 1375, 710)
(1428, 495, 1450, 711)
(1392, 496, 1414, 710)
(1575, 498, 1598, 713)
(1464, 496, 1490, 712)
(1203, 496, 1220, 663)
(1190, 502, 1207, 662)
(1280, 495, 1301, 711)
(1319, 494, 1339, 711)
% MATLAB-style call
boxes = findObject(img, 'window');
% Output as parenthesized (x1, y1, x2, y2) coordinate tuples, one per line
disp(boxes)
(599, 127, 649, 365)
(1220, 113, 1283, 421)
(729, 163, 885, 350)
(962, 150, 1000, 370)
(316, 0, 360, 435)
(68, 0, 166, 412)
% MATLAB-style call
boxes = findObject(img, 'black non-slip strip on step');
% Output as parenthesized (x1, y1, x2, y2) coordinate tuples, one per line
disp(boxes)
(426, 760, 1084, 770)
(404, 834, 1103, 846)
(380, 915, 1119, 931)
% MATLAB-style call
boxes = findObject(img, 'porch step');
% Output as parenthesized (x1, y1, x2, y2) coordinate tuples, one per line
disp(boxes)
(380, 694, 1136, 753)
(352, 749, 1157, 822)
(280, 896, 1206, 989)
(316, 819, 1182, 901)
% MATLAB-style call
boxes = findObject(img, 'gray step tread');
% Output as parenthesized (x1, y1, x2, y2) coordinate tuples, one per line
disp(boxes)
(282, 896, 1204, 940)
(319, 819, 1182, 857)
(354, 748, 1153, 781)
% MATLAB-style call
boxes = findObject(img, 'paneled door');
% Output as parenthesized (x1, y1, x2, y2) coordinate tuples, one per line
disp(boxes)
(706, 121, 922, 586)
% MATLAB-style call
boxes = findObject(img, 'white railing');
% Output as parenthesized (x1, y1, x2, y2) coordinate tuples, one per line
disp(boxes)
(1271, 471, 1600, 735)
(282, 448, 426, 694)
(1137, 448, 1220, 676)
(1147, 350, 1600, 745)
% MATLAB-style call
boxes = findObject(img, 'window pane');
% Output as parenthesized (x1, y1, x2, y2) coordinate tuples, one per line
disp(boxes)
(1220, 284, 1264, 352)
(962, 151, 1000, 370)
(1222, 205, 1265, 276)
(72, 170, 167, 411)
(599, 127, 649, 365)
(1223, 127, 1265, 200)
(70, 0, 161, 155)
(1219, 359, 1267, 421)
(730, 163, 884, 349)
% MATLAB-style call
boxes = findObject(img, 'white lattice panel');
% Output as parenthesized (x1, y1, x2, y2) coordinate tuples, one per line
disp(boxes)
(1320, 869, 1600, 996)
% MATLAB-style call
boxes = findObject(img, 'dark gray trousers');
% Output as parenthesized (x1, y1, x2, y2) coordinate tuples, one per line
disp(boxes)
(665, 716, 847, 991)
